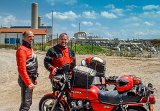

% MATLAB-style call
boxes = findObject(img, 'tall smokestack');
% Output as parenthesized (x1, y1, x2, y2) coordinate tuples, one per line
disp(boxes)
(31, 3, 38, 29)
(38, 16, 42, 27)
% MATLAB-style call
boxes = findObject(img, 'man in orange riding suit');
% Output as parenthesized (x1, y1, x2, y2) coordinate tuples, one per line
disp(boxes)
(16, 30, 38, 111)
(44, 33, 76, 92)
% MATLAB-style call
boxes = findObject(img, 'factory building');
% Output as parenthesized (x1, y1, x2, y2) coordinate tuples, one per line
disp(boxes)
(0, 28, 46, 45)
(0, 2, 52, 45)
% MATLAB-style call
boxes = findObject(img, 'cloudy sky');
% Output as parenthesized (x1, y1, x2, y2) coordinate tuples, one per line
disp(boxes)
(0, 0, 160, 39)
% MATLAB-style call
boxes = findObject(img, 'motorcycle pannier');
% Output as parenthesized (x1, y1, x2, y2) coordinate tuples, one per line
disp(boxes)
(72, 66, 96, 89)
(87, 57, 106, 77)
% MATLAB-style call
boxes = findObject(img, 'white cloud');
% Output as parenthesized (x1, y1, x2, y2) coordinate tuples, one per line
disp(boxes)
(105, 4, 115, 9)
(0, 15, 16, 27)
(101, 11, 117, 19)
(71, 23, 77, 27)
(143, 5, 160, 10)
(105, 32, 114, 38)
(135, 31, 146, 36)
(148, 30, 160, 35)
(46, 0, 56, 6)
(124, 16, 141, 22)
(65, 0, 77, 5)
(111, 8, 124, 16)
(144, 21, 153, 26)
(45, 11, 78, 20)
(81, 4, 90, 8)
(81, 21, 93, 26)
(141, 11, 160, 18)
(82, 11, 96, 19)
(46, 0, 77, 6)
(131, 23, 140, 27)
(95, 22, 101, 26)
(126, 5, 137, 11)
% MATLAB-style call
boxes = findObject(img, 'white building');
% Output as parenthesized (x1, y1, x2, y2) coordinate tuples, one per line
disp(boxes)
(0, 28, 46, 45)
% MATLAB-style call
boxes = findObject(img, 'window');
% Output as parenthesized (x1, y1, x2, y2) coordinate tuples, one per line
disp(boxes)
(5, 38, 9, 44)
(10, 38, 16, 44)
(16, 38, 20, 43)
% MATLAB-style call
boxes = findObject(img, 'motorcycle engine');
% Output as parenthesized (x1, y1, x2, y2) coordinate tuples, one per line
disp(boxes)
(71, 100, 91, 110)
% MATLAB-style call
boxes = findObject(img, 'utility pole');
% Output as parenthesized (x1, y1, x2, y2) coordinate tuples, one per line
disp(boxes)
(79, 23, 80, 32)
(57, 33, 58, 45)
(89, 33, 93, 53)
(51, 10, 53, 46)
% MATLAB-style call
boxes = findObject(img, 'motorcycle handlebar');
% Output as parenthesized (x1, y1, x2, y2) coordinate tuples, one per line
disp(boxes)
(56, 64, 71, 73)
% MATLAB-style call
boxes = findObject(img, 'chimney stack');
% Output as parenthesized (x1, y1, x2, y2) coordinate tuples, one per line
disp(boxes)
(31, 3, 38, 29)
(38, 16, 42, 27)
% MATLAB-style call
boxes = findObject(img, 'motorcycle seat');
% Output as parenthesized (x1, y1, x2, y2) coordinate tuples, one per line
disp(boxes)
(98, 90, 141, 105)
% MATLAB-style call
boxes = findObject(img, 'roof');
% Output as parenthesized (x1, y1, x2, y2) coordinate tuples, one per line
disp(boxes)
(0, 28, 46, 35)
(11, 26, 52, 29)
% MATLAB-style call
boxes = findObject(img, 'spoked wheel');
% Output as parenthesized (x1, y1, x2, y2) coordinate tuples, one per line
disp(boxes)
(39, 95, 68, 111)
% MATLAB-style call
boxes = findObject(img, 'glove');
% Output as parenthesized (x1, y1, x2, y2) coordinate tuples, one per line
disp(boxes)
(49, 67, 58, 79)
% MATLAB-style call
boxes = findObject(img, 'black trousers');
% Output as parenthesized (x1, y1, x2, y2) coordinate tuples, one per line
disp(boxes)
(18, 77, 36, 111)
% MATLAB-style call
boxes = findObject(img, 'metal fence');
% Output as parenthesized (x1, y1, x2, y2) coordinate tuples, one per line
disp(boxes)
(0, 39, 160, 58)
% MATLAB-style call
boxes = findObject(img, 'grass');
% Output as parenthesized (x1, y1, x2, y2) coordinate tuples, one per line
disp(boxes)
(0, 43, 158, 58)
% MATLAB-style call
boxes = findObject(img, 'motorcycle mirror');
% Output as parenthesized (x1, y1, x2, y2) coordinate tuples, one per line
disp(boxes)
(81, 59, 86, 66)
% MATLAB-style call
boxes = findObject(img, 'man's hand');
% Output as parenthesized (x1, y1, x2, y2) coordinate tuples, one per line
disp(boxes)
(34, 79, 38, 85)
(49, 67, 58, 79)
(28, 83, 36, 89)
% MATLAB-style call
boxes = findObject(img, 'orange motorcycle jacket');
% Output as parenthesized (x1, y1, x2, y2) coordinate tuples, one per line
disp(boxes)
(44, 44, 76, 77)
(16, 40, 38, 86)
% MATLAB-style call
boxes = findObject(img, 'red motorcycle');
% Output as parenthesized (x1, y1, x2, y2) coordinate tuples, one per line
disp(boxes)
(39, 65, 155, 111)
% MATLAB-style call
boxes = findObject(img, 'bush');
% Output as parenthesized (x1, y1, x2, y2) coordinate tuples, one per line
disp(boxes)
(71, 44, 106, 55)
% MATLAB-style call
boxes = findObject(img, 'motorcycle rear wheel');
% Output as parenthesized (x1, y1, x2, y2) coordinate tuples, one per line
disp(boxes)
(39, 95, 69, 111)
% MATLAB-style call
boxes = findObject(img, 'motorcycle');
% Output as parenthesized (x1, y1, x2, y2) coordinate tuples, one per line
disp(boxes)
(39, 64, 155, 111)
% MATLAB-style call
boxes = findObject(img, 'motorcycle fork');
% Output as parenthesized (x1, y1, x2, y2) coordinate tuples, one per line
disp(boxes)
(51, 81, 67, 111)
(51, 91, 64, 111)
(64, 91, 72, 109)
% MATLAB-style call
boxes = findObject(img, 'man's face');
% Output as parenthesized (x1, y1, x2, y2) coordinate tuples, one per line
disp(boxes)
(59, 34, 68, 47)
(24, 31, 34, 44)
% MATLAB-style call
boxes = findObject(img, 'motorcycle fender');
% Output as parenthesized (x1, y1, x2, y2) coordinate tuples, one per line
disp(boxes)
(43, 93, 57, 98)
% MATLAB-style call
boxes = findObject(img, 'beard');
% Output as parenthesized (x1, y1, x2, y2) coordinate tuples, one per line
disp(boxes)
(59, 43, 68, 48)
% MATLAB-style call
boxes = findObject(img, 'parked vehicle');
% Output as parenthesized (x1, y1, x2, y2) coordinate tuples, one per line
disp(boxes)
(39, 64, 155, 111)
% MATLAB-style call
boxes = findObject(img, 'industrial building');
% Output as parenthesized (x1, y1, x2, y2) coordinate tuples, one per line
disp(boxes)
(0, 2, 52, 45)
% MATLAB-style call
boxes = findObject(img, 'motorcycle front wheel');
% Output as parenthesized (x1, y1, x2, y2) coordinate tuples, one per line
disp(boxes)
(39, 95, 69, 111)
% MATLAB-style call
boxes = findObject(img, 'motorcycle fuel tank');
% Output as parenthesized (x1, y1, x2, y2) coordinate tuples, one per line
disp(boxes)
(70, 85, 99, 100)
